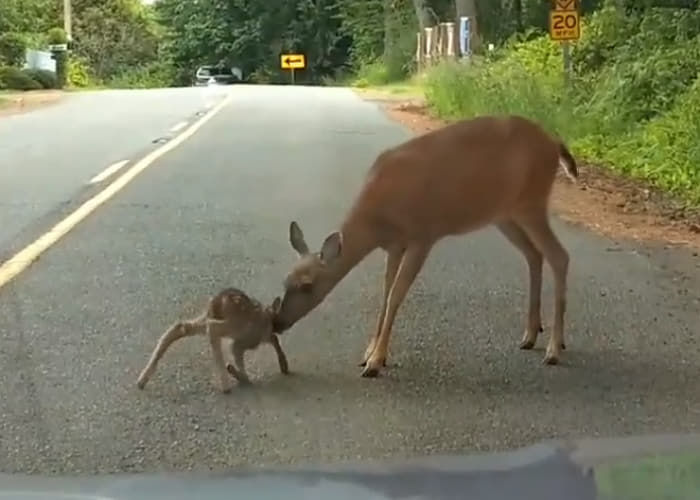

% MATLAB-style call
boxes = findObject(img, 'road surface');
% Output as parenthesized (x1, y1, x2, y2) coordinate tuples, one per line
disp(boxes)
(0, 84, 698, 475)
(0, 86, 229, 259)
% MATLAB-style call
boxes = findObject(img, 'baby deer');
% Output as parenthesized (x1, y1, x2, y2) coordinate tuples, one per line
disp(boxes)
(136, 288, 289, 393)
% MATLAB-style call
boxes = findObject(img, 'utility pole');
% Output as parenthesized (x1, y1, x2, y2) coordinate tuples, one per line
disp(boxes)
(63, 0, 72, 40)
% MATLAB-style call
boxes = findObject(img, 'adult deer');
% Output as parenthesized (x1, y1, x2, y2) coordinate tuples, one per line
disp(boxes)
(272, 114, 578, 378)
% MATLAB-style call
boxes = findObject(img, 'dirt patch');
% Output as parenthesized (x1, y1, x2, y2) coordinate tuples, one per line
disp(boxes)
(374, 98, 700, 251)
(0, 90, 64, 117)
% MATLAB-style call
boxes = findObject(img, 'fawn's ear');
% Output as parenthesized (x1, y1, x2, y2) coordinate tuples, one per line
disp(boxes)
(271, 296, 282, 314)
(289, 221, 309, 256)
(319, 231, 342, 265)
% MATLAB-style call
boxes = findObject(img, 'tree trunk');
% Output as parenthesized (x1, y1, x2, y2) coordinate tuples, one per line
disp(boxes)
(512, 0, 522, 32)
(455, 0, 480, 52)
(412, 0, 433, 30)
(384, 0, 392, 58)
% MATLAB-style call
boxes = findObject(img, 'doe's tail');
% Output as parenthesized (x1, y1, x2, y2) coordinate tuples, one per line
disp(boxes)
(558, 141, 578, 182)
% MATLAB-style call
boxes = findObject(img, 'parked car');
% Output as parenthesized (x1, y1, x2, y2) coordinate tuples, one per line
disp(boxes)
(193, 65, 243, 86)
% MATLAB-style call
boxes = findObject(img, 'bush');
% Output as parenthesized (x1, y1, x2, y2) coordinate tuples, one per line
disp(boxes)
(67, 57, 92, 88)
(22, 68, 57, 89)
(106, 61, 175, 89)
(422, 5, 700, 206)
(604, 80, 700, 204)
(46, 27, 68, 45)
(0, 66, 42, 91)
(0, 32, 28, 67)
(425, 35, 572, 138)
(352, 59, 393, 87)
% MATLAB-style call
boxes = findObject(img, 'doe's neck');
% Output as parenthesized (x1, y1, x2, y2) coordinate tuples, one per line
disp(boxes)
(320, 212, 378, 295)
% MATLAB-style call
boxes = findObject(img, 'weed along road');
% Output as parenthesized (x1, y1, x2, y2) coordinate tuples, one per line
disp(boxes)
(0, 84, 698, 474)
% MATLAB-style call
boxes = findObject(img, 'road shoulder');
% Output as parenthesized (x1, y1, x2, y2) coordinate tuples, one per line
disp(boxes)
(0, 90, 65, 117)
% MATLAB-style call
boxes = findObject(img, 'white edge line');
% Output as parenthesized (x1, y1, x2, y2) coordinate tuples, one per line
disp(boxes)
(88, 159, 129, 184)
(169, 121, 188, 133)
(0, 93, 233, 290)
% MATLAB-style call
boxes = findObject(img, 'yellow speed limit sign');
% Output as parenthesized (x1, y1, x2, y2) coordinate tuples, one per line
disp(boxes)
(549, 9, 580, 41)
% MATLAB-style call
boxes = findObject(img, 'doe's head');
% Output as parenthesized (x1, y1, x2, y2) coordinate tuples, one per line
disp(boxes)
(272, 221, 342, 333)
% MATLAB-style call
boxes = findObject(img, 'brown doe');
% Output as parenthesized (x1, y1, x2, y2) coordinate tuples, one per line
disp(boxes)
(136, 288, 289, 393)
(272, 114, 578, 378)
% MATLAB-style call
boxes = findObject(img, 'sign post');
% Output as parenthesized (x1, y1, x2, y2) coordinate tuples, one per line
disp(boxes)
(280, 54, 306, 85)
(549, 0, 580, 84)
(459, 16, 471, 59)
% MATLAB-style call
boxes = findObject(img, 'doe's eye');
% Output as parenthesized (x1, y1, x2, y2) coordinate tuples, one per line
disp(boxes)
(299, 282, 313, 293)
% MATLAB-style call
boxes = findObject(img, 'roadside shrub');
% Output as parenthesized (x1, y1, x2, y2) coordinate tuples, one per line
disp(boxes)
(67, 56, 92, 88)
(22, 68, 57, 89)
(422, 5, 700, 206)
(0, 66, 42, 91)
(0, 32, 28, 67)
(603, 79, 700, 205)
(424, 34, 572, 139)
(106, 61, 175, 89)
(352, 59, 392, 87)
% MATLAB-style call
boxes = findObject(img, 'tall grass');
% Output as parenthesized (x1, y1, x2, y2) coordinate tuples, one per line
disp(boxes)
(422, 6, 700, 206)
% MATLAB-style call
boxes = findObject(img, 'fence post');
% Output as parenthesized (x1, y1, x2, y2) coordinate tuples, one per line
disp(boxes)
(445, 22, 456, 59)
(416, 31, 425, 71)
(424, 26, 434, 67)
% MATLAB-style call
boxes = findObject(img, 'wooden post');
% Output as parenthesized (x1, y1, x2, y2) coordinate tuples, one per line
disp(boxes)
(562, 41, 572, 86)
(416, 31, 424, 71)
(445, 22, 456, 59)
(424, 26, 434, 66)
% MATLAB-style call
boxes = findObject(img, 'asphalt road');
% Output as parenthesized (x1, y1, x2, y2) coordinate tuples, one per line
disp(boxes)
(1, 84, 699, 476)
(0, 86, 230, 258)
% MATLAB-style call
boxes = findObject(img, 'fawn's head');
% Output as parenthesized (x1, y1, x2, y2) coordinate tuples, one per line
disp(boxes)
(273, 221, 342, 333)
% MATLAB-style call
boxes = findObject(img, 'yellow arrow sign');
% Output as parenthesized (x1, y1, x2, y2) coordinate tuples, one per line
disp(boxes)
(280, 54, 306, 70)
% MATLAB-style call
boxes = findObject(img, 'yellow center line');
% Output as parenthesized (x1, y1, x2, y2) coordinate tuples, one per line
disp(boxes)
(0, 92, 233, 290)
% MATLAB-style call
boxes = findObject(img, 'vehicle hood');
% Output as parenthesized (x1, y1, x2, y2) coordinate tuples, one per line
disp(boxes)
(1, 433, 699, 500)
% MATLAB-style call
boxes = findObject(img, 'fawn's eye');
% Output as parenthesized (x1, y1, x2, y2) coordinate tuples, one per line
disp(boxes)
(299, 282, 313, 293)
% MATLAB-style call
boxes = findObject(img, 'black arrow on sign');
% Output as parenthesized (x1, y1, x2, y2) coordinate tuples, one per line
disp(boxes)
(284, 56, 303, 65)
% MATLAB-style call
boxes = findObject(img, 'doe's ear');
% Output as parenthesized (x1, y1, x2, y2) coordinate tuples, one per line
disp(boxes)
(319, 231, 342, 265)
(289, 221, 309, 255)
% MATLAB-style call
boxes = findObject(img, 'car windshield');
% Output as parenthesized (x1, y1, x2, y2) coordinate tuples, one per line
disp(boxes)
(1, 1, 699, 499)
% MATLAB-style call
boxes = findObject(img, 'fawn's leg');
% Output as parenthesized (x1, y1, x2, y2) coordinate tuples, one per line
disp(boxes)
(497, 220, 545, 350)
(360, 245, 404, 367)
(136, 315, 206, 389)
(362, 244, 430, 378)
(269, 335, 289, 374)
(227, 341, 252, 385)
(207, 321, 235, 392)
(516, 211, 570, 365)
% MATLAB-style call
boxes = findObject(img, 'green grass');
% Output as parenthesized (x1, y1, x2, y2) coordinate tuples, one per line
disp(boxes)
(351, 72, 426, 99)
(594, 452, 700, 500)
(417, 7, 700, 208)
